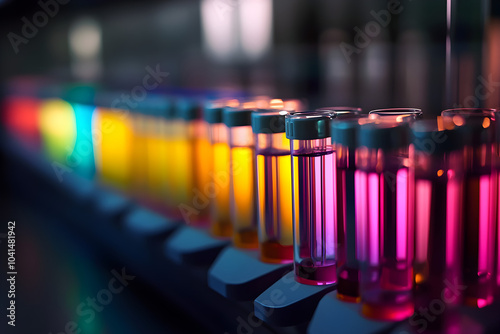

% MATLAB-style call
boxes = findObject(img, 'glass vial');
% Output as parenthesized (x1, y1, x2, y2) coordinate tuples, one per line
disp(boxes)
(441, 108, 497, 308)
(286, 112, 336, 285)
(223, 107, 259, 249)
(411, 119, 465, 332)
(356, 122, 414, 321)
(205, 106, 232, 238)
(252, 110, 293, 263)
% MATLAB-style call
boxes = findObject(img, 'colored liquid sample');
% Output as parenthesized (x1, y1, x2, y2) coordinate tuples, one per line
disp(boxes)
(172, 136, 194, 221)
(39, 99, 77, 165)
(336, 164, 359, 302)
(71, 103, 96, 180)
(257, 150, 293, 263)
(146, 119, 169, 202)
(357, 167, 414, 321)
(230, 146, 258, 249)
(462, 173, 496, 308)
(414, 173, 463, 333)
(210, 142, 232, 237)
(293, 150, 336, 285)
(3, 96, 41, 149)
(130, 115, 150, 196)
(92, 108, 133, 190)
(191, 135, 212, 226)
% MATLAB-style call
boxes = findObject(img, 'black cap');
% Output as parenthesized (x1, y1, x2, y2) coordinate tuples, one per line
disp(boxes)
(223, 107, 254, 127)
(252, 110, 286, 133)
(63, 84, 97, 106)
(369, 108, 423, 120)
(331, 119, 362, 147)
(358, 122, 410, 150)
(285, 113, 331, 140)
(204, 107, 224, 124)
(135, 95, 173, 118)
(411, 120, 463, 154)
(176, 98, 202, 120)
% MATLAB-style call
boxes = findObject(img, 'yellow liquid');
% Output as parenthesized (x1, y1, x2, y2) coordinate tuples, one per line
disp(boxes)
(146, 123, 170, 201)
(171, 137, 194, 220)
(93, 109, 133, 190)
(130, 117, 149, 196)
(257, 153, 293, 262)
(231, 146, 258, 248)
(211, 142, 232, 237)
(39, 99, 76, 164)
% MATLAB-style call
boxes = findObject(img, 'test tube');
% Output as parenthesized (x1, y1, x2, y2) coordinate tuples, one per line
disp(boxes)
(252, 110, 293, 263)
(130, 102, 150, 198)
(411, 120, 464, 332)
(441, 108, 497, 308)
(175, 99, 211, 226)
(224, 107, 259, 249)
(92, 94, 134, 191)
(286, 112, 335, 285)
(141, 96, 172, 205)
(331, 118, 364, 302)
(205, 105, 232, 238)
(356, 121, 414, 321)
(369, 108, 423, 123)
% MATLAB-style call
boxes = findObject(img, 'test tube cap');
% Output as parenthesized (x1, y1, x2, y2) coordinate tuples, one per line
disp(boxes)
(411, 120, 464, 154)
(251, 110, 286, 134)
(176, 98, 202, 120)
(204, 107, 224, 124)
(358, 122, 410, 150)
(331, 119, 362, 147)
(136, 95, 173, 118)
(223, 107, 254, 127)
(285, 112, 331, 140)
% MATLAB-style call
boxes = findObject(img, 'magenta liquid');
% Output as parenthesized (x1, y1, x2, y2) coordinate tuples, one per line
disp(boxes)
(293, 150, 336, 285)
(357, 165, 414, 321)
(414, 173, 463, 332)
(336, 162, 359, 301)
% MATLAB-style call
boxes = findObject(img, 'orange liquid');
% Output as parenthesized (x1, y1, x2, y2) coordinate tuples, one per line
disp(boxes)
(230, 146, 258, 248)
(257, 152, 293, 263)
(210, 142, 232, 237)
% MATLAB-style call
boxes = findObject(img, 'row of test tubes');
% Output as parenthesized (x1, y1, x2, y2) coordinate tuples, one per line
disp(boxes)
(5, 88, 500, 329)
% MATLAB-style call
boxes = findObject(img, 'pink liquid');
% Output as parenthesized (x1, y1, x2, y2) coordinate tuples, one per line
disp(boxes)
(414, 173, 462, 332)
(462, 173, 496, 307)
(336, 163, 360, 301)
(293, 150, 336, 285)
(357, 167, 414, 321)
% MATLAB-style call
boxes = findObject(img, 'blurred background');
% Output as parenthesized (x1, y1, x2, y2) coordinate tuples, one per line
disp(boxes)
(0, 0, 498, 113)
(1, 1, 500, 333)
